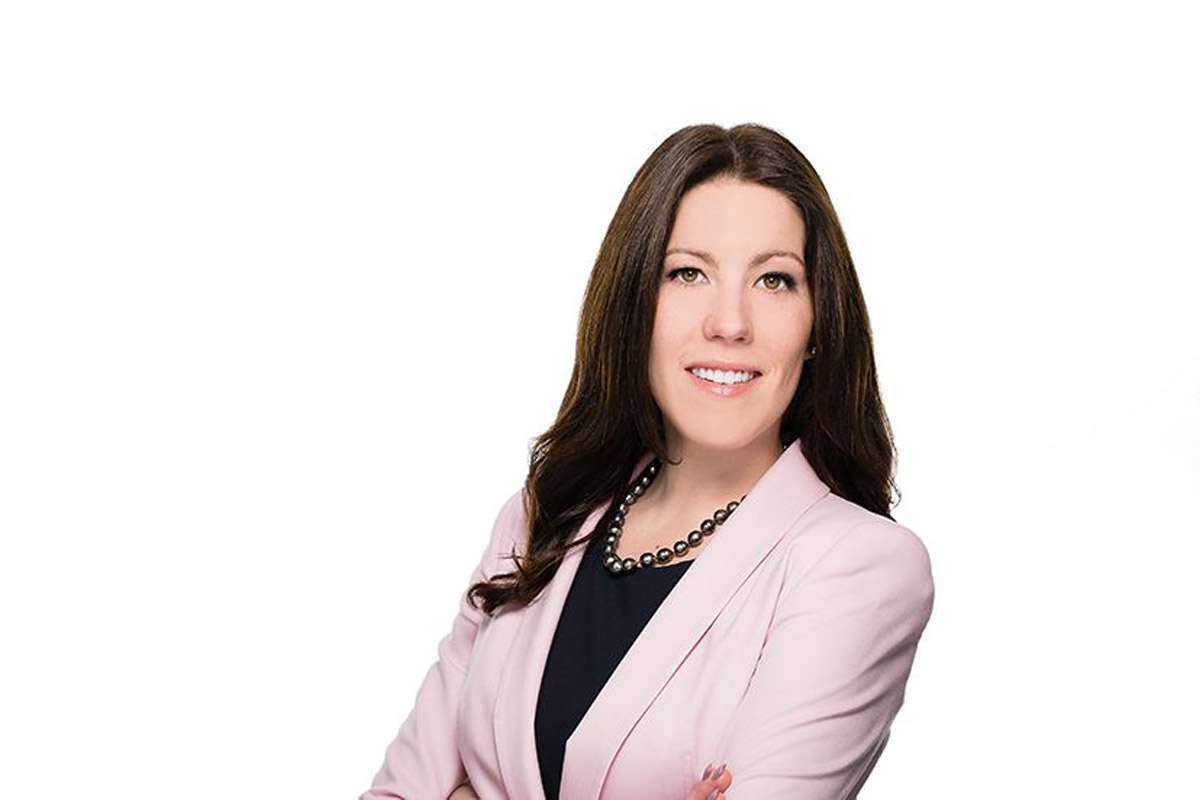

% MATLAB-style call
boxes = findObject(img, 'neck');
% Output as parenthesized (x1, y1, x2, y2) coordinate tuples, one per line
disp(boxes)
(640, 431, 785, 516)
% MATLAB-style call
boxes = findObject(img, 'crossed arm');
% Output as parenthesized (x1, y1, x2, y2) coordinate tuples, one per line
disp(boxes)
(718, 521, 936, 799)
(362, 508, 934, 800)
(359, 490, 523, 800)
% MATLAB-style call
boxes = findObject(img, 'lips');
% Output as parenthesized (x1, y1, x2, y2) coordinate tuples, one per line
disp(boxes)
(685, 367, 760, 397)
(686, 361, 762, 374)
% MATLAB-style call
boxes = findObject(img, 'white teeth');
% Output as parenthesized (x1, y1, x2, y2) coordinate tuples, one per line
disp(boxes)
(689, 367, 757, 385)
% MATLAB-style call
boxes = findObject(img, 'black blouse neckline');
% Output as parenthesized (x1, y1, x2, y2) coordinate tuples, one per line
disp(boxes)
(537, 509, 694, 800)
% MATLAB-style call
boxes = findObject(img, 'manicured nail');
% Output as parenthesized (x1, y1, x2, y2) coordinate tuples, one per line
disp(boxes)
(706, 791, 718, 800)
(702, 763, 713, 780)
(713, 763, 727, 780)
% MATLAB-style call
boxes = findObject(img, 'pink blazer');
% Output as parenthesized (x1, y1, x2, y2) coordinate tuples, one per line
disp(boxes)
(361, 439, 935, 800)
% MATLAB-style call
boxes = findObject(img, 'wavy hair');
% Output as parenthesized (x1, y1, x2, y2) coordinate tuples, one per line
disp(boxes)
(468, 123, 898, 616)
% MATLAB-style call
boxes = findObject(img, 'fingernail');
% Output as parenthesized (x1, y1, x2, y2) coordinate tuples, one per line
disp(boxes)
(702, 763, 713, 780)
(706, 792, 718, 800)
(714, 763, 727, 780)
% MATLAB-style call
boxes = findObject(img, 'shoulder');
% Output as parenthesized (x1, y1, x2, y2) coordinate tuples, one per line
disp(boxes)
(779, 493, 935, 612)
(499, 486, 527, 525)
(475, 487, 529, 577)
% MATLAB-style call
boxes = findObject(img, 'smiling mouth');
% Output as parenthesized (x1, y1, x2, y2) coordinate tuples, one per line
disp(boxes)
(686, 367, 761, 385)
(685, 367, 762, 396)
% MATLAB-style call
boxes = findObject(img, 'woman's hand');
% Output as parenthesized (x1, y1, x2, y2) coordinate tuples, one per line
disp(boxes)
(688, 762, 733, 800)
(447, 781, 480, 800)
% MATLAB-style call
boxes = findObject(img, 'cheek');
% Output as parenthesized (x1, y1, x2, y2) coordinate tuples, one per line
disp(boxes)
(649, 305, 687, 366)
(648, 340, 678, 399)
(769, 334, 812, 390)
(766, 310, 812, 358)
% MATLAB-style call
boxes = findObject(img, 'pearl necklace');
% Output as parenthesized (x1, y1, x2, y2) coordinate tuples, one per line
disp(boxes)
(601, 457, 747, 574)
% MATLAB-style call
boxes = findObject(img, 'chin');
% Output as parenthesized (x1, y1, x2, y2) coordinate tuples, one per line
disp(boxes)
(668, 424, 764, 453)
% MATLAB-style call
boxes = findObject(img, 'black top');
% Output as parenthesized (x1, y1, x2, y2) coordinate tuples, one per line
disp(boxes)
(533, 520, 694, 800)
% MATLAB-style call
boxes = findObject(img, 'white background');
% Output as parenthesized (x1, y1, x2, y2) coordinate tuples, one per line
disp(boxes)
(2, 2, 1197, 798)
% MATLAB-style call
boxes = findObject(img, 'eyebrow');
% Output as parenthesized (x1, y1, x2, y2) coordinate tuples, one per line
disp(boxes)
(664, 247, 805, 269)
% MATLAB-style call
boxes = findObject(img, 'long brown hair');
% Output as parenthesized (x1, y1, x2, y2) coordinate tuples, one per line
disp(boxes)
(468, 123, 898, 616)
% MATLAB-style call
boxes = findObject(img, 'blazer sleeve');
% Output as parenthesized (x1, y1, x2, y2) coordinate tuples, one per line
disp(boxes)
(359, 488, 525, 800)
(722, 520, 936, 800)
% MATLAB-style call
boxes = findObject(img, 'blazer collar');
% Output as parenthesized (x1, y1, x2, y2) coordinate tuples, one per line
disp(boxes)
(492, 438, 831, 800)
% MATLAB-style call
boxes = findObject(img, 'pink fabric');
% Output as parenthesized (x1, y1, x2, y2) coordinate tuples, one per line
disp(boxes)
(361, 439, 935, 800)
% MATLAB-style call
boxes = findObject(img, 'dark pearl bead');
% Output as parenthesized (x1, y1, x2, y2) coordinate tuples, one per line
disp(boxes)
(602, 458, 742, 576)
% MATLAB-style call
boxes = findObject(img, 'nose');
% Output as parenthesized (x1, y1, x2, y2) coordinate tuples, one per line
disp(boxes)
(701, 283, 752, 343)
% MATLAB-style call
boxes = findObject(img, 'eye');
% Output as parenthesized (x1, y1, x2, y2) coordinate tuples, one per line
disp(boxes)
(757, 272, 798, 292)
(666, 266, 704, 285)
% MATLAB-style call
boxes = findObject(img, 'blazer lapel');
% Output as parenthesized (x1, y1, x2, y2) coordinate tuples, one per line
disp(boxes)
(491, 481, 622, 800)
(494, 439, 831, 800)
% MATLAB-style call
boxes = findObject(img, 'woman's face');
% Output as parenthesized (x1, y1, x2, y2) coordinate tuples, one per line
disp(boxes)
(648, 178, 814, 455)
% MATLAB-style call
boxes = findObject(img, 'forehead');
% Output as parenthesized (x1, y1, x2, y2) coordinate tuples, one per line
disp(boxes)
(668, 179, 806, 251)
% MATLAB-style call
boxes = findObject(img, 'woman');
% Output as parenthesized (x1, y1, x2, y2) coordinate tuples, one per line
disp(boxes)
(360, 123, 935, 800)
